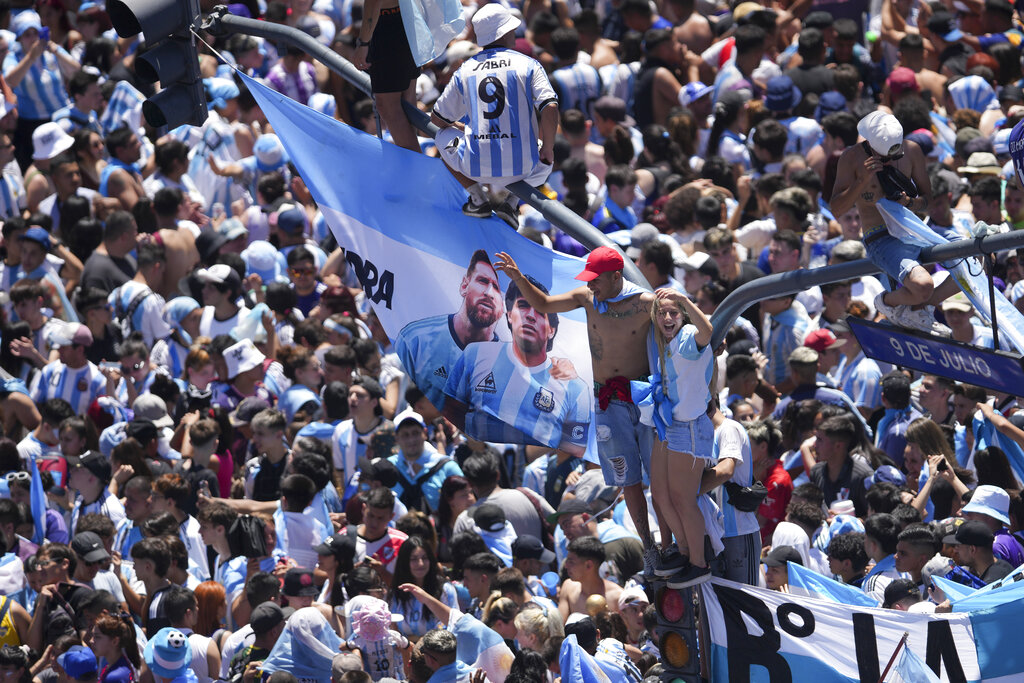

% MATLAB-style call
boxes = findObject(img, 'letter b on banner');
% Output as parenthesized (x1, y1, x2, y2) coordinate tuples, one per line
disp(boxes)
(713, 584, 792, 682)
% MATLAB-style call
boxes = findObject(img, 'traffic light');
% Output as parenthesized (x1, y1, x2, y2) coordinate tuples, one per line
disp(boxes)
(654, 584, 702, 682)
(108, 0, 208, 128)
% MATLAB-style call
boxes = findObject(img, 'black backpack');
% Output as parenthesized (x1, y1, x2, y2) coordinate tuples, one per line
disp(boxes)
(227, 515, 268, 558)
(396, 458, 451, 513)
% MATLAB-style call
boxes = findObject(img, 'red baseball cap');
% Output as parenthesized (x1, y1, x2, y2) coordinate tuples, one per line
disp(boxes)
(887, 67, 919, 96)
(576, 246, 624, 281)
(804, 329, 847, 353)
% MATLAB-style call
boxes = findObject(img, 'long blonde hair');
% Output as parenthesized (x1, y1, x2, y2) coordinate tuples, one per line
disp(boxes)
(650, 295, 691, 375)
(514, 605, 564, 645)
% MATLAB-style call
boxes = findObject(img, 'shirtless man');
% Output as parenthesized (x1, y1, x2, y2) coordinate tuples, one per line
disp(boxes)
(558, 536, 622, 622)
(896, 34, 946, 104)
(495, 247, 661, 569)
(830, 111, 959, 334)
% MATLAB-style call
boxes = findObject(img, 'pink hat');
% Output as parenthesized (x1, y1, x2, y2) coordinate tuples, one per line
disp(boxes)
(351, 598, 391, 643)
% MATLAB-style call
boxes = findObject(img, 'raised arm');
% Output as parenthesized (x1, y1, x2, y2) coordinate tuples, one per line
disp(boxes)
(494, 251, 587, 313)
(398, 583, 452, 625)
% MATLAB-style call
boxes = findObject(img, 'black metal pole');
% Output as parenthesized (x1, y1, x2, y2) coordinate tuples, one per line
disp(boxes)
(202, 6, 652, 290)
(988, 253, 1000, 349)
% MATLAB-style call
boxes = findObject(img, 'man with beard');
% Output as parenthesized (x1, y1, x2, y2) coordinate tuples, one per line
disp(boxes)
(396, 250, 505, 411)
(443, 274, 589, 455)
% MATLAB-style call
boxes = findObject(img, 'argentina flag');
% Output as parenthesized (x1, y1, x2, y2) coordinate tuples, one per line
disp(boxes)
(242, 73, 596, 454)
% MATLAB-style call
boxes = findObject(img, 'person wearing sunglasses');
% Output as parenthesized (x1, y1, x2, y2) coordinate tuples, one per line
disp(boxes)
(285, 246, 326, 318)
(107, 338, 156, 407)
(830, 111, 962, 335)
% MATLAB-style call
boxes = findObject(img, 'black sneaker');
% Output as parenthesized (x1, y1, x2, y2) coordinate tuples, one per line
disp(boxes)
(642, 544, 662, 581)
(492, 199, 519, 228)
(655, 544, 688, 577)
(462, 196, 492, 218)
(666, 564, 711, 589)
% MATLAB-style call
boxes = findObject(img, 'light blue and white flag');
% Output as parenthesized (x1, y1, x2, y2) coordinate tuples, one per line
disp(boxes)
(450, 610, 514, 682)
(242, 73, 597, 455)
(786, 561, 880, 608)
(932, 574, 978, 603)
(891, 644, 941, 683)
(701, 578, 979, 682)
(559, 634, 612, 683)
(261, 606, 342, 683)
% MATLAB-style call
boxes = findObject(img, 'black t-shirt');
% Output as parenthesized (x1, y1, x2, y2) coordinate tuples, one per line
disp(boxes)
(81, 252, 136, 293)
(85, 323, 123, 365)
(786, 64, 835, 96)
(809, 456, 875, 517)
(604, 537, 644, 584)
(982, 558, 1014, 584)
(175, 461, 221, 516)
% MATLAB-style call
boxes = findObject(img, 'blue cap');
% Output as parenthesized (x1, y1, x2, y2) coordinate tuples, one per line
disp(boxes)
(19, 226, 51, 251)
(57, 646, 98, 681)
(864, 465, 907, 489)
(815, 90, 847, 121)
(274, 203, 307, 234)
(765, 75, 801, 112)
(828, 514, 865, 538)
(680, 81, 713, 105)
(253, 134, 288, 173)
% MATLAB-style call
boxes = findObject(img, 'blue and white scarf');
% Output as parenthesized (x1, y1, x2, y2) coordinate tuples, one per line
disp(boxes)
(593, 280, 646, 314)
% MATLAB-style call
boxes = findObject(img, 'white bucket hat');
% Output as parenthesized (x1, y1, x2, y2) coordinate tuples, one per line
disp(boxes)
(32, 122, 74, 161)
(961, 484, 1011, 525)
(473, 4, 521, 47)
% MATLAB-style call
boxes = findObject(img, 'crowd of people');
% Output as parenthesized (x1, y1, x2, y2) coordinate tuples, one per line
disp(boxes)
(1, 0, 1024, 680)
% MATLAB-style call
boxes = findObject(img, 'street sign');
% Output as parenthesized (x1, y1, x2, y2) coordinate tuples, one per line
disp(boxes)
(849, 318, 1024, 394)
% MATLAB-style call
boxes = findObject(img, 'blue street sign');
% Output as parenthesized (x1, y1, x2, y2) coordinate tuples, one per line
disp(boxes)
(849, 318, 1024, 394)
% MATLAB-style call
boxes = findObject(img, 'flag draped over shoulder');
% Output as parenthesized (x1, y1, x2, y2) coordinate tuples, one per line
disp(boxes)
(449, 610, 514, 682)
(558, 635, 612, 683)
(241, 73, 598, 455)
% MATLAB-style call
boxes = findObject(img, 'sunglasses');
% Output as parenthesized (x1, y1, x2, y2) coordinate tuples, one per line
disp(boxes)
(121, 360, 146, 372)
(289, 266, 315, 277)
(4, 471, 29, 482)
(876, 149, 905, 163)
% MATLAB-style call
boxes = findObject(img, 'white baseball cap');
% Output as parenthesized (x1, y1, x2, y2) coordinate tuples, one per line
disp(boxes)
(223, 338, 266, 379)
(857, 111, 903, 156)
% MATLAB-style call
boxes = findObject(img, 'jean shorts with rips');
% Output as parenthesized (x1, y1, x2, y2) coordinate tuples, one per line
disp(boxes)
(863, 223, 964, 286)
(595, 398, 653, 487)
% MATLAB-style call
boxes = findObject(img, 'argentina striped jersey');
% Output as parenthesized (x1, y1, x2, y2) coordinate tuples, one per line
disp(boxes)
(2, 47, 69, 119)
(30, 360, 106, 417)
(551, 62, 602, 117)
(433, 48, 557, 180)
(395, 314, 497, 412)
(443, 341, 588, 451)
(712, 418, 760, 537)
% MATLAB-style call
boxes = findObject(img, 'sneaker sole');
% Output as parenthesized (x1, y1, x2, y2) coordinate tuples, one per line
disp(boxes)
(493, 210, 518, 228)
(654, 563, 687, 577)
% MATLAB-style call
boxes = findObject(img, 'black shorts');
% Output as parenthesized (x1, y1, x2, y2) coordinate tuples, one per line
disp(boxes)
(368, 7, 420, 94)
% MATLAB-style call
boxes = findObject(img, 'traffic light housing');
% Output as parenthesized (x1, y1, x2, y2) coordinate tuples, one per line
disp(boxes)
(108, 0, 208, 129)
(654, 584, 702, 682)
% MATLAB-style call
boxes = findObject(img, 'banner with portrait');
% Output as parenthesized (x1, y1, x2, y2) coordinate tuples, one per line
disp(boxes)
(243, 74, 595, 453)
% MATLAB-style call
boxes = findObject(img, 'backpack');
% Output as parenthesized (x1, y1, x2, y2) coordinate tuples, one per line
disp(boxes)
(115, 287, 151, 339)
(395, 457, 451, 513)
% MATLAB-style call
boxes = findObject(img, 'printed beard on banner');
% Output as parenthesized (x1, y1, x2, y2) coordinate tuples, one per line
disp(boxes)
(241, 73, 595, 454)
(700, 578, 980, 683)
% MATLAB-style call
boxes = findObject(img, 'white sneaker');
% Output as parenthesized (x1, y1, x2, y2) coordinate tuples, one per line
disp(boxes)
(899, 305, 941, 334)
(874, 292, 899, 323)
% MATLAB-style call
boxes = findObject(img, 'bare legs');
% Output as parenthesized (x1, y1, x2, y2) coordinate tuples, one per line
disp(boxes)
(651, 439, 707, 568)
(374, 82, 419, 153)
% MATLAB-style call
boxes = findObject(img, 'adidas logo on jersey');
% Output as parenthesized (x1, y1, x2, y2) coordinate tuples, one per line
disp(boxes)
(476, 372, 497, 393)
(434, 366, 448, 379)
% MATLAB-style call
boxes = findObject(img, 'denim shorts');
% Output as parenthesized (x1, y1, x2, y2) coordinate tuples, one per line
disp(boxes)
(595, 398, 653, 487)
(665, 413, 715, 459)
(864, 224, 963, 286)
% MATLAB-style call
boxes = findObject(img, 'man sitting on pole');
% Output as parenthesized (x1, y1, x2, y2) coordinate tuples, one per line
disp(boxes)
(431, 4, 559, 228)
(830, 111, 959, 335)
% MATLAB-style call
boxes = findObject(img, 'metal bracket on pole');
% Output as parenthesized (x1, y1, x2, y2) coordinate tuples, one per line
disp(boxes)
(709, 229, 1024, 350)
(203, 6, 651, 290)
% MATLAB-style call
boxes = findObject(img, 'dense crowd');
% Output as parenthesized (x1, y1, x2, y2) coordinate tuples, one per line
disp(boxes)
(1, 0, 1024, 680)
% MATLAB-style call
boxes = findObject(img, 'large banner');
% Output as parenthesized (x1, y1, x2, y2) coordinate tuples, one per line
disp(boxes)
(243, 75, 594, 453)
(701, 579, 980, 683)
